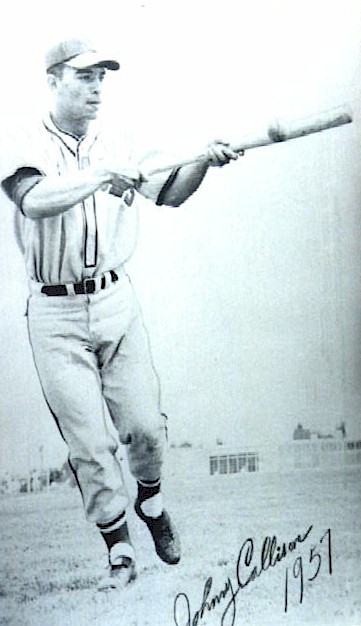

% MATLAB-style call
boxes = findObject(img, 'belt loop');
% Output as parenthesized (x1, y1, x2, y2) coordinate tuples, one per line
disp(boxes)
(95, 275, 102, 292)
(110, 270, 119, 283)
(104, 271, 112, 289)
(67, 283, 76, 296)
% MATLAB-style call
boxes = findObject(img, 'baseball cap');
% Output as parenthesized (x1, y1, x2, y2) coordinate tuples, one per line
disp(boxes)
(45, 38, 120, 72)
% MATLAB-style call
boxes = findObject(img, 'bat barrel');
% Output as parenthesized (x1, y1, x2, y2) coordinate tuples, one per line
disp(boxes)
(277, 107, 352, 140)
(232, 106, 353, 153)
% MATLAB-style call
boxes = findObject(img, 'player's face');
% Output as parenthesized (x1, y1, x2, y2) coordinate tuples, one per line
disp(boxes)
(53, 65, 106, 123)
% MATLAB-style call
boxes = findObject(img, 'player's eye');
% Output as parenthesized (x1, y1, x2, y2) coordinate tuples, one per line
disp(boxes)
(78, 73, 93, 81)
(78, 71, 105, 82)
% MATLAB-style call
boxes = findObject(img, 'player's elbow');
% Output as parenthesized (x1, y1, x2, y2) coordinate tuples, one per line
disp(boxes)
(20, 185, 50, 218)
(157, 189, 191, 207)
(161, 197, 187, 208)
(20, 195, 39, 218)
(21, 195, 50, 219)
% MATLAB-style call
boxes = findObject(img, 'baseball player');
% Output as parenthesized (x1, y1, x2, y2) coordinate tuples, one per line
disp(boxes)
(1, 38, 239, 588)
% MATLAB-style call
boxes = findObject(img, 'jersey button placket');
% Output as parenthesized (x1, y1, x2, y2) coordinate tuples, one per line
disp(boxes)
(78, 148, 98, 269)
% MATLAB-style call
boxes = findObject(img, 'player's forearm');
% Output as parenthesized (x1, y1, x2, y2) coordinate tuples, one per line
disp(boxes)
(22, 169, 113, 218)
(158, 161, 209, 207)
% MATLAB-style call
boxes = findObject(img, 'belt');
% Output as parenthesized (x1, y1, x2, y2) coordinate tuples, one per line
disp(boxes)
(40, 270, 119, 296)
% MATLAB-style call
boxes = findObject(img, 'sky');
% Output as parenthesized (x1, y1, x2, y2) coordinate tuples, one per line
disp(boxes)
(0, 0, 361, 475)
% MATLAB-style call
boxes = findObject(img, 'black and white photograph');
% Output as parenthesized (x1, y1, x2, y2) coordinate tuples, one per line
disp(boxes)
(0, 1, 360, 625)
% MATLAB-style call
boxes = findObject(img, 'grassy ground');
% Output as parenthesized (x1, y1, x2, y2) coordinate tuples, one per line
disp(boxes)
(0, 467, 360, 626)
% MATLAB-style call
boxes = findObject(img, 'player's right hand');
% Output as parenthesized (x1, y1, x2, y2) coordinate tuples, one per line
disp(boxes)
(106, 168, 146, 196)
(108, 168, 147, 196)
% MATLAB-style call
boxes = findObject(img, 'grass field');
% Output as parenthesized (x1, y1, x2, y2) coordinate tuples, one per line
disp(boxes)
(0, 466, 360, 626)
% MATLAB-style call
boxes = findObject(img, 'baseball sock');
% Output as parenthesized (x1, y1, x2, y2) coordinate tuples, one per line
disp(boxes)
(137, 478, 163, 518)
(98, 511, 131, 552)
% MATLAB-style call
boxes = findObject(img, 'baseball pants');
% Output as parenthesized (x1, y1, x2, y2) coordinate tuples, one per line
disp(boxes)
(27, 269, 165, 526)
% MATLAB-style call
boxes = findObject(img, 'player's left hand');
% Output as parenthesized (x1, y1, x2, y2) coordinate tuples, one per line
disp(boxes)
(206, 140, 241, 167)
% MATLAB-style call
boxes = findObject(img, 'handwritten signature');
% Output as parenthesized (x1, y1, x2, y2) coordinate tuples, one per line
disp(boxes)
(173, 525, 332, 626)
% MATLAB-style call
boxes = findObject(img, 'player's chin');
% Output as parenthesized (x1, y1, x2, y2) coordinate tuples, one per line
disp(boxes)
(85, 104, 100, 119)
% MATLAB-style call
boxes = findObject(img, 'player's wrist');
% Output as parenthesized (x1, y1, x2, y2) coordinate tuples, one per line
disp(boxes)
(93, 168, 114, 186)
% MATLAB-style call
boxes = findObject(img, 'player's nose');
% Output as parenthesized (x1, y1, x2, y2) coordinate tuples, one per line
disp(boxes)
(91, 77, 103, 93)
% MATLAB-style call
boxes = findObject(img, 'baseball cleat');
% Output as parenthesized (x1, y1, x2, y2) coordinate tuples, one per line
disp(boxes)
(109, 556, 137, 588)
(98, 542, 137, 591)
(134, 499, 181, 564)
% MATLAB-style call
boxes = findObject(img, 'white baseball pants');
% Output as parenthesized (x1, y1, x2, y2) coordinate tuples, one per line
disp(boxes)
(27, 269, 165, 526)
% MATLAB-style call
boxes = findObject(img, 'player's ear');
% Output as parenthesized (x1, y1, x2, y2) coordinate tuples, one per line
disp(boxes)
(47, 73, 58, 90)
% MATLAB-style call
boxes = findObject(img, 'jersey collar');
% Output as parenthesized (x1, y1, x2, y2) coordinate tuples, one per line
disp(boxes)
(43, 113, 98, 156)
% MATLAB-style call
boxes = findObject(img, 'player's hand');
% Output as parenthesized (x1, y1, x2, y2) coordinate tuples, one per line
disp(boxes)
(108, 168, 148, 196)
(206, 140, 241, 167)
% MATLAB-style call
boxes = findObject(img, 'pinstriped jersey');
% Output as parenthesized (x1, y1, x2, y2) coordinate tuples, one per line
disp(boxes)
(1, 115, 163, 285)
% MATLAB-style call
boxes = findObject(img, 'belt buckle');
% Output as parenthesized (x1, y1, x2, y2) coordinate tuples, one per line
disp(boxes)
(83, 277, 96, 294)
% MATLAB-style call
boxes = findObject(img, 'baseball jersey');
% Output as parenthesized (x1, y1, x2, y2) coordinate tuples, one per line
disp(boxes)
(1, 114, 171, 285)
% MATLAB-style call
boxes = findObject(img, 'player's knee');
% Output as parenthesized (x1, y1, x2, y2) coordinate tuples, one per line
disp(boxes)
(128, 426, 164, 470)
(132, 427, 163, 454)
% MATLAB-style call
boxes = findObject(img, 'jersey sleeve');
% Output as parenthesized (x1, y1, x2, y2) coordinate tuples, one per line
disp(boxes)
(2, 167, 44, 214)
(135, 149, 181, 204)
(98, 123, 183, 205)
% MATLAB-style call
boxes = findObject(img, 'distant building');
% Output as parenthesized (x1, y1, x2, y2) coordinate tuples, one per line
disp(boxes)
(209, 451, 259, 475)
(278, 438, 361, 470)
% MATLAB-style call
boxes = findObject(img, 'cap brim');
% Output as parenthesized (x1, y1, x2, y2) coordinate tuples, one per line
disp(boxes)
(66, 51, 120, 71)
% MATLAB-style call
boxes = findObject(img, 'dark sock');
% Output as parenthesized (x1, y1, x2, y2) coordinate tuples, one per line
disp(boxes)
(137, 478, 161, 506)
(97, 512, 130, 551)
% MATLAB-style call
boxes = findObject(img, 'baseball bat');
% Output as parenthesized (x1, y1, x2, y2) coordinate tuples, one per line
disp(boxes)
(147, 106, 352, 175)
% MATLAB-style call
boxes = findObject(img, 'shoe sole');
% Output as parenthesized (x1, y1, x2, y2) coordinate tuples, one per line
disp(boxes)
(97, 565, 137, 591)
